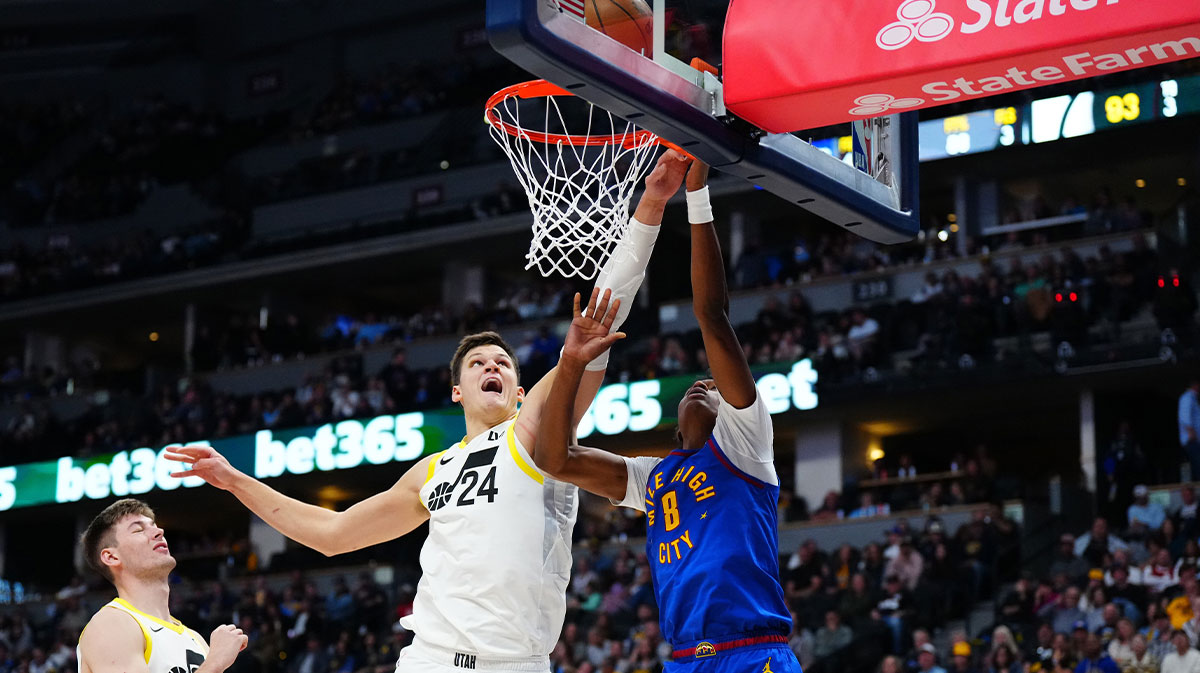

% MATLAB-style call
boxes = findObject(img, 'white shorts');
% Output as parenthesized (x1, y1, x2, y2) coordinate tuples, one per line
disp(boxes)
(395, 639, 550, 673)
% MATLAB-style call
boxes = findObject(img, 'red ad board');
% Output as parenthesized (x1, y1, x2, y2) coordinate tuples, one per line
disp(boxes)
(723, 0, 1200, 133)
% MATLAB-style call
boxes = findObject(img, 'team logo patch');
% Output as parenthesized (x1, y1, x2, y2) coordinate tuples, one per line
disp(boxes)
(695, 642, 717, 658)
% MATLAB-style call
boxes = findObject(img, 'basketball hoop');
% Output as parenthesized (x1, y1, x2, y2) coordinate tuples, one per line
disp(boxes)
(485, 79, 670, 280)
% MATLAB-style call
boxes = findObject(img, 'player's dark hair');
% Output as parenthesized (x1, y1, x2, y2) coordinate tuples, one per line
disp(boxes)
(450, 331, 520, 386)
(81, 498, 156, 583)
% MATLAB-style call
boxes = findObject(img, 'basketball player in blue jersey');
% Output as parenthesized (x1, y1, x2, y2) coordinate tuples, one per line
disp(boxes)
(535, 159, 802, 673)
(164, 151, 693, 673)
(76, 498, 247, 673)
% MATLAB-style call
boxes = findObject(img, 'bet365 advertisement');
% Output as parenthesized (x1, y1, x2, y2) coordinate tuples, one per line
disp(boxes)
(0, 359, 817, 513)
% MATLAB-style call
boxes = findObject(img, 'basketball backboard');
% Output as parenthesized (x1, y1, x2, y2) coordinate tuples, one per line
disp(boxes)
(486, 0, 921, 244)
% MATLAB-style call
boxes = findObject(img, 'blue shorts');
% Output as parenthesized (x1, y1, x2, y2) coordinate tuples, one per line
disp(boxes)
(664, 644, 802, 673)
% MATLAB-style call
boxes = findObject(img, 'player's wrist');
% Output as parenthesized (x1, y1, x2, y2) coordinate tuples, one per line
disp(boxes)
(686, 185, 713, 224)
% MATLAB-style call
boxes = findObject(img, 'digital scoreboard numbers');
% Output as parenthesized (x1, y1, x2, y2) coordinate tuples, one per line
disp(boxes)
(1092, 81, 1159, 127)
(919, 105, 1019, 161)
(1090, 75, 1200, 129)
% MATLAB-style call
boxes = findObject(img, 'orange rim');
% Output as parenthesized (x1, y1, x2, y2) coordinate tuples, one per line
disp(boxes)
(486, 79, 687, 154)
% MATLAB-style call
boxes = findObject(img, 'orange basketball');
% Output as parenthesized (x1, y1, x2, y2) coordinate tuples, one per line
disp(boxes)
(585, 0, 654, 55)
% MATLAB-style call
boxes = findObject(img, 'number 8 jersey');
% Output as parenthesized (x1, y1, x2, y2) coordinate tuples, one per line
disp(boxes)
(402, 417, 578, 659)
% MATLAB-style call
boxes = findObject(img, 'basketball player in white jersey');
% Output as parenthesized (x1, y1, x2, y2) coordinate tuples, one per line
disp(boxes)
(164, 150, 693, 672)
(76, 498, 247, 673)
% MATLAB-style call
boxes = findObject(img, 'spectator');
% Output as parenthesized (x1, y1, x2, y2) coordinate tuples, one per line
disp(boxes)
(1074, 518, 1128, 568)
(885, 538, 925, 592)
(813, 610, 853, 659)
(1102, 421, 1146, 520)
(1181, 380, 1200, 480)
(1107, 618, 1136, 665)
(1126, 485, 1165, 538)
(876, 574, 913, 654)
(1176, 487, 1200, 540)
(1051, 534, 1090, 583)
(988, 645, 1021, 673)
(1074, 633, 1120, 673)
(1122, 633, 1155, 673)
(1144, 548, 1179, 595)
(1161, 630, 1200, 673)
(1041, 586, 1087, 635)
(916, 643, 947, 673)
(1107, 564, 1147, 623)
(950, 642, 980, 673)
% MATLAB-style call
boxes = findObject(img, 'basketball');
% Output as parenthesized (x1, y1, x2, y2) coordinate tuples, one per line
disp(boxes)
(585, 0, 653, 55)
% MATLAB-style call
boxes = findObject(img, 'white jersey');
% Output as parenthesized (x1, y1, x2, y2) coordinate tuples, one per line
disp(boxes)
(401, 417, 578, 660)
(78, 598, 208, 673)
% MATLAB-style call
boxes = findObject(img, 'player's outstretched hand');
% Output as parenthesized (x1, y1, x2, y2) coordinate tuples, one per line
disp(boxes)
(642, 149, 692, 203)
(686, 157, 709, 193)
(206, 624, 248, 672)
(164, 444, 242, 491)
(561, 288, 625, 366)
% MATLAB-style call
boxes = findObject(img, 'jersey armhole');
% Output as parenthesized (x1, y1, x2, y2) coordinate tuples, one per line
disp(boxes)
(425, 450, 447, 484)
(507, 421, 546, 485)
(102, 603, 153, 664)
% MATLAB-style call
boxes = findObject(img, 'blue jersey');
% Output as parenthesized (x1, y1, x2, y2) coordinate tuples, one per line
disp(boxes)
(619, 395, 791, 649)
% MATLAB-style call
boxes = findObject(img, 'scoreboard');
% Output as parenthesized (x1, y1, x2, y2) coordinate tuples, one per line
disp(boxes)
(919, 74, 1200, 160)
(812, 73, 1200, 164)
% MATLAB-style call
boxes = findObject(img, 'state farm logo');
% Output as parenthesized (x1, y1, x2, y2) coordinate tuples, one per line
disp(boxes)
(849, 93, 924, 116)
(876, 0, 1131, 51)
(876, 0, 954, 50)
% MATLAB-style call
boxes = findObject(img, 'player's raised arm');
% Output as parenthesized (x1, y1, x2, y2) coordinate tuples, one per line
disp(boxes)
(687, 161, 757, 409)
(515, 150, 691, 451)
(532, 289, 631, 501)
(164, 445, 432, 556)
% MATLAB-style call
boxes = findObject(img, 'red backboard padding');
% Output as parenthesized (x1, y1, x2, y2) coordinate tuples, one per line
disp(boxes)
(723, 0, 1200, 133)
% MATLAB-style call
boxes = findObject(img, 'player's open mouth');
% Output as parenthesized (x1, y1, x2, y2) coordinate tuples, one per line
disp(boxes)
(481, 376, 503, 394)
(154, 542, 169, 553)
(685, 384, 708, 400)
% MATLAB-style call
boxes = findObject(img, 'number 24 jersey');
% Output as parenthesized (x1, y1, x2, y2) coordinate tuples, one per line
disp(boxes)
(403, 417, 578, 659)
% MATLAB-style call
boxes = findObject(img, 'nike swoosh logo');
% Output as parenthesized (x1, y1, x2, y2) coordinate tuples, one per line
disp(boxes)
(439, 454, 454, 465)
(149, 625, 164, 632)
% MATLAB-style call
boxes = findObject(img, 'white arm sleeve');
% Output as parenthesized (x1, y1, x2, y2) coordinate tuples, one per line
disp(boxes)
(593, 217, 659, 330)
(711, 392, 778, 485)
(609, 455, 662, 511)
(581, 217, 660, 371)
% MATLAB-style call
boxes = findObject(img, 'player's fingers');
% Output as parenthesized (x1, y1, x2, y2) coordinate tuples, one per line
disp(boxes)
(164, 446, 210, 460)
(170, 468, 200, 479)
(603, 332, 626, 346)
(594, 288, 612, 319)
(601, 298, 621, 328)
(585, 287, 599, 316)
(572, 292, 582, 317)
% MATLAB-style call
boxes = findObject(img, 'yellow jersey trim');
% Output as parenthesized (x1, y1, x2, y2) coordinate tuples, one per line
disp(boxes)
(426, 450, 447, 484)
(113, 598, 187, 635)
(507, 422, 543, 484)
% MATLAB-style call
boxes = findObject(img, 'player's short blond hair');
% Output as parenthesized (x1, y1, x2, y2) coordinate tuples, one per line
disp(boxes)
(81, 498, 156, 583)
(450, 332, 520, 386)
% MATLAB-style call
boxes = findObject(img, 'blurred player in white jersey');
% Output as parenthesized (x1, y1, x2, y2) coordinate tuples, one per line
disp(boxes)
(165, 150, 692, 672)
(76, 498, 247, 673)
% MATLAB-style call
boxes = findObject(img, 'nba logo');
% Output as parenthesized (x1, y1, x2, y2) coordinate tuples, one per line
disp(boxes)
(695, 642, 717, 658)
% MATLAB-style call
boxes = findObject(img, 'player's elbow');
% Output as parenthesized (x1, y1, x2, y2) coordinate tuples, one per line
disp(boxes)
(532, 445, 567, 474)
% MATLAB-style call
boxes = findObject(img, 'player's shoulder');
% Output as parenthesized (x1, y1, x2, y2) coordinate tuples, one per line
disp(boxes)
(79, 603, 144, 649)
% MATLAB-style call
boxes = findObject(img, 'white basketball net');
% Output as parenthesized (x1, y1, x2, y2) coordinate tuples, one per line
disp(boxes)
(487, 85, 662, 279)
